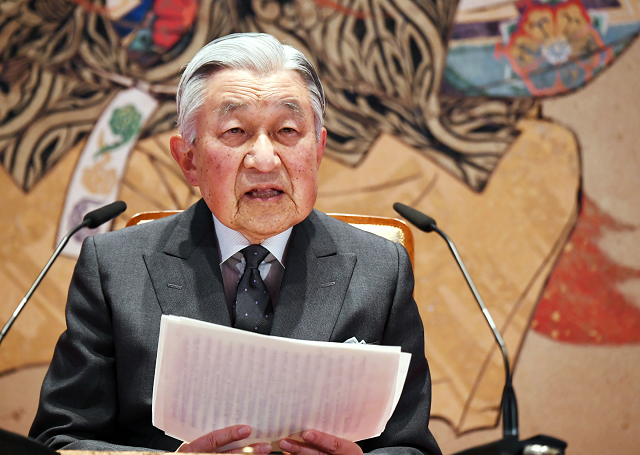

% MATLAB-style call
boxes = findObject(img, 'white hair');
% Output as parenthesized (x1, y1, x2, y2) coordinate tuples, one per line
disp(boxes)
(177, 33, 325, 144)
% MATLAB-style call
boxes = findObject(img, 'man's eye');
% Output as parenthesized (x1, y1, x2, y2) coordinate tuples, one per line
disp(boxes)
(227, 127, 244, 134)
(280, 127, 296, 134)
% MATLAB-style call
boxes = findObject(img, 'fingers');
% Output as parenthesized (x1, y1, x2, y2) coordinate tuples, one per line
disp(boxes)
(279, 430, 363, 455)
(279, 439, 322, 455)
(226, 442, 274, 454)
(177, 425, 259, 453)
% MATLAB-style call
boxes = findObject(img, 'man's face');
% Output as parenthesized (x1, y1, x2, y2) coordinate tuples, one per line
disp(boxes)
(170, 69, 326, 243)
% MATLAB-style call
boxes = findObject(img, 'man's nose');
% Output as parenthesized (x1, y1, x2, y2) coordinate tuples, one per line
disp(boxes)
(244, 133, 280, 172)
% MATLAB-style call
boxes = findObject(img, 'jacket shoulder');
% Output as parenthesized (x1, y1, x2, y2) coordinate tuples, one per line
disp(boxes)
(308, 209, 404, 256)
(89, 199, 210, 255)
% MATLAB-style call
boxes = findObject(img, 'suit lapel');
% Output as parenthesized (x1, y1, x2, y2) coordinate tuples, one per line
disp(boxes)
(270, 210, 356, 341)
(144, 200, 231, 326)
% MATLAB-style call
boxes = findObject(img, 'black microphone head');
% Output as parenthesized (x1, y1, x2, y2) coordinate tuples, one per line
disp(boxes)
(82, 201, 127, 229)
(393, 202, 437, 233)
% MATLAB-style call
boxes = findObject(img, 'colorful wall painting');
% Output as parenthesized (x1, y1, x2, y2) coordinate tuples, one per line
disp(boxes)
(445, 0, 640, 97)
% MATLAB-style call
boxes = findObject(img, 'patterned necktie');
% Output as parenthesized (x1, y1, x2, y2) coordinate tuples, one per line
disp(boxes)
(234, 245, 273, 334)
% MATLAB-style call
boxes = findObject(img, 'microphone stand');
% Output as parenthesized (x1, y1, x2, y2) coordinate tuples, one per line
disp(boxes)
(393, 203, 567, 455)
(1, 200, 126, 347)
(431, 224, 519, 442)
(0, 220, 89, 347)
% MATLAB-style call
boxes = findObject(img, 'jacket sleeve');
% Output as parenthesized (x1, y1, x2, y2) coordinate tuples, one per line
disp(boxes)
(358, 242, 442, 455)
(28, 236, 174, 451)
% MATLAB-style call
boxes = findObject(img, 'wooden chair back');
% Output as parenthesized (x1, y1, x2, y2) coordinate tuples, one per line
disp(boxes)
(126, 211, 414, 265)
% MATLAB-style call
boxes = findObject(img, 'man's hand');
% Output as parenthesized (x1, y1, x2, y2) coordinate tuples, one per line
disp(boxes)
(177, 425, 273, 453)
(279, 430, 364, 455)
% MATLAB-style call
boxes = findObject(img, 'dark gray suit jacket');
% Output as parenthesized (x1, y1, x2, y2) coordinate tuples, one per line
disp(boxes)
(30, 199, 441, 455)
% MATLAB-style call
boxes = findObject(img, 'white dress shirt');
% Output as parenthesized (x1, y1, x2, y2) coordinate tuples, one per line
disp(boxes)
(212, 214, 292, 311)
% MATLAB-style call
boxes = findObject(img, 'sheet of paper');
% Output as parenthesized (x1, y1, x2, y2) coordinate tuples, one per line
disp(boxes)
(152, 315, 411, 450)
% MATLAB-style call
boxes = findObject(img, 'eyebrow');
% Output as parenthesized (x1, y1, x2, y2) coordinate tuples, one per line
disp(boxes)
(215, 100, 306, 118)
(279, 100, 305, 118)
(216, 102, 248, 117)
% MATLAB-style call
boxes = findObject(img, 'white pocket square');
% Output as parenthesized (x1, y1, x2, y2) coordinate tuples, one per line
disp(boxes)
(344, 336, 367, 344)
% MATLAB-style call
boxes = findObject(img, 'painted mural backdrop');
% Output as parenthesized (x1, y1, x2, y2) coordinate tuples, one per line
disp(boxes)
(1, 0, 639, 437)
(445, 0, 640, 347)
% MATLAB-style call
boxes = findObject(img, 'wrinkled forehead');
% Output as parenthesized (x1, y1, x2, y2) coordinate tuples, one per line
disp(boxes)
(204, 68, 311, 109)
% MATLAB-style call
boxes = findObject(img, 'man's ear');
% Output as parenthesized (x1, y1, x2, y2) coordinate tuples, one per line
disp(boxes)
(316, 128, 327, 168)
(170, 134, 199, 186)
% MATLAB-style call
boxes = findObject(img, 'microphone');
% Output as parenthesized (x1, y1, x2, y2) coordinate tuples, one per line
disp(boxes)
(392, 203, 437, 233)
(393, 202, 567, 455)
(83, 200, 127, 228)
(0, 201, 127, 347)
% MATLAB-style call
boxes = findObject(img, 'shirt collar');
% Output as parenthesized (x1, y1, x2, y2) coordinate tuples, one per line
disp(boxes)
(212, 214, 292, 266)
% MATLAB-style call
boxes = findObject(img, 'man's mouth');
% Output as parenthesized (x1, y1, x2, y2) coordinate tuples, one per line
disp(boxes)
(246, 188, 283, 198)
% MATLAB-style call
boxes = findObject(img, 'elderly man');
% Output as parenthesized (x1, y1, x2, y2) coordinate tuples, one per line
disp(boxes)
(30, 33, 441, 455)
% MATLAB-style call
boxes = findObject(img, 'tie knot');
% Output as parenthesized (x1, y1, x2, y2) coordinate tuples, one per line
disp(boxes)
(241, 244, 270, 269)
